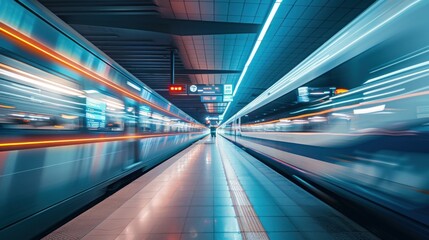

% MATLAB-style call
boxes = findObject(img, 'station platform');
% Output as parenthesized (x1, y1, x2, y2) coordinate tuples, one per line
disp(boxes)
(43, 136, 377, 240)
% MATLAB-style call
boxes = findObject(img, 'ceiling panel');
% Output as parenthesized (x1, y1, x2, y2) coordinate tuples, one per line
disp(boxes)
(39, 0, 375, 124)
(224, 0, 375, 122)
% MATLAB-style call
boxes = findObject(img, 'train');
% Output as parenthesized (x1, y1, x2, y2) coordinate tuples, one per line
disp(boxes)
(0, 1, 207, 239)
(220, 0, 429, 238)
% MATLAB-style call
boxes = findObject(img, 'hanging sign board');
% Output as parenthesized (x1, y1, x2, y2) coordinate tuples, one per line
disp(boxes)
(188, 84, 223, 95)
(201, 95, 223, 103)
(224, 84, 233, 95)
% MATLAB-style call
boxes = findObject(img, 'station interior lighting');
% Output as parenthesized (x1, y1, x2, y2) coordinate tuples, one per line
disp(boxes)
(221, 1, 420, 127)
(222, 0, 283, 121)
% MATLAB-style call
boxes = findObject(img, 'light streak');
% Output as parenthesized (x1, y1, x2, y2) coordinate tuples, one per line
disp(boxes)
(0, 23, 203, 126)
(0, 132, 201, 150)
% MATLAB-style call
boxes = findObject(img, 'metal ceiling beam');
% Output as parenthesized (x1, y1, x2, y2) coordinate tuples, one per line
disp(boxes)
(61, 15, 260, 35)
(95, 46, 170, 50)
(89, 41, 161, 45)
(128, 69, 241, 74)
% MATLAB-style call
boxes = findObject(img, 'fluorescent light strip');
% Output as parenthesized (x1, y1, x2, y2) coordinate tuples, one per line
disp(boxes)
(232, 0, 283, 97)
(221, 1, 420, 127)
(222, 0, 283, 119)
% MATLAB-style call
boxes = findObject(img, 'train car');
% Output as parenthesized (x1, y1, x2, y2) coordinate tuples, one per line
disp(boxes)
(220, 0, 429, 237)
(0, 1, 207, 239)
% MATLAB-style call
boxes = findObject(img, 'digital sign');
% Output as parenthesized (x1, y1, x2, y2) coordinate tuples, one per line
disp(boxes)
(169, 84, 187, 95)
(188, 84, 223, 95)
(201, 95, 223, 103)
(224, 84, 233, 95)
(223, 95, 233, 102)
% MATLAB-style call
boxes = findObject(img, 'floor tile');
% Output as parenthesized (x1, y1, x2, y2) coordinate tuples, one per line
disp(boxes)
(150, 218, 186, 233)
(191, 197, 214, 206)
(267, 232, 304, 240)
(213, 206, 236, 217)
(46, 137, 376, 240)
(253, 205, 285, 217)
(289, 217, 326, 232)
(214, 232, 242, 240)
(145, 233, 182, 240)
(213, 197, 233, 206)
(181, 233, 214, 240)
(279, 206, 310, 217)
(146, 206, 189, 218)
(259, 217, 297, 232)
(91, 219, 133, 235)
(109, 207, 142, 219)
(214, 217, 240, 232)
(81, 234, 119, 240)
(187, 207, 214, 217)
(183, 217, 214, 233)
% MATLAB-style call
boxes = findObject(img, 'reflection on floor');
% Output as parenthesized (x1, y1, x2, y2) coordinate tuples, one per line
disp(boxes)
(44, 136, 377, 240)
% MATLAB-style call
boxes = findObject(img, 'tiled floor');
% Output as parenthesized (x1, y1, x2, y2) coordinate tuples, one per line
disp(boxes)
(44, 136, 378, 240)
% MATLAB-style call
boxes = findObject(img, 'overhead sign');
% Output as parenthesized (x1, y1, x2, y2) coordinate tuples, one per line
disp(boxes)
(224, 84, 233, 95)
(188, 84, 223, 95)
(223, 95, 233, 102)
(201, 95, 223, 103)
(206, 116, 220, 120)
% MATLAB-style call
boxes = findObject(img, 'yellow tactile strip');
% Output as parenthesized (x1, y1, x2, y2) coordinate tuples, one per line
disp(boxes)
(217, 140, 269, 240)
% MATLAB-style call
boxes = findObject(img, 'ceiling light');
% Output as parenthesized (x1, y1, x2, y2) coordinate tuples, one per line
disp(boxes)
(222, 0, 283, 119)
(221, 0, 420, 127)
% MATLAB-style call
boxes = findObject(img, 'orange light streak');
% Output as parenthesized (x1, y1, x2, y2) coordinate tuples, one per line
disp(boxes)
(335, 88, 348, 94)
(0, 104, 15, 109)
(0, 132, 201, 150)
(0, 23, 203, 127)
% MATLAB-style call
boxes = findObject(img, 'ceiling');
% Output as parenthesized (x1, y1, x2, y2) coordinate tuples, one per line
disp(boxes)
(38, 0, 375, 124)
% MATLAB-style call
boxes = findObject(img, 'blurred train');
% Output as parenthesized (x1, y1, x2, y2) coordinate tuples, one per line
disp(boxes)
(0, 1, 206, 239)
(220, 0, 429, 238)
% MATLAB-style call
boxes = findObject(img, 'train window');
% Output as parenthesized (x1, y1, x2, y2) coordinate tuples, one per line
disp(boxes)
(139, 105, 152, 132)
(0, 59, 83, 130)
(85, 92, 124, 131)
(124, 105, 137, 133)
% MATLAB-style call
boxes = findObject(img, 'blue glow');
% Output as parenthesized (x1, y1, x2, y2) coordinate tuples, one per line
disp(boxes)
(222, 0, 283, 121)
(232, 0, 282, 97)
(221, 0, 421, 127)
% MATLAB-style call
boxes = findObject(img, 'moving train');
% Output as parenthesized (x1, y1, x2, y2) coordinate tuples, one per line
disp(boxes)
(220, 0, 429, 238)
(0, 1, 206, 239)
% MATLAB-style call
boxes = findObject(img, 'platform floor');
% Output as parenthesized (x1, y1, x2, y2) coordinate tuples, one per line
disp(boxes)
(44, 136, 377, 240)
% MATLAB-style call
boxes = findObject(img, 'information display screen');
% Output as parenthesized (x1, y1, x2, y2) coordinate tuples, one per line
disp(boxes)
(188, 84, 223, 95)
(201, 95, 223, 103)
(86, 98, 106, 129)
